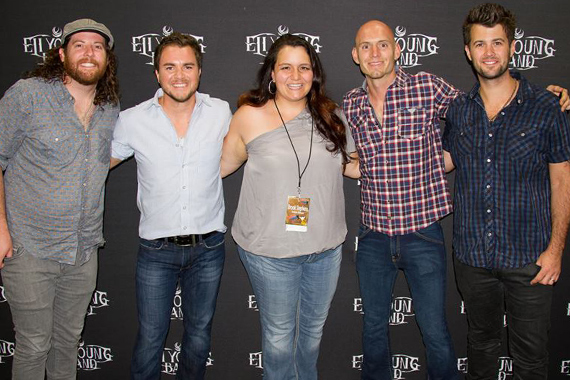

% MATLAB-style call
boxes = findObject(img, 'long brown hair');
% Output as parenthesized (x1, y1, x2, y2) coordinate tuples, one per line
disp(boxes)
(239, 34, 348, 162)
(24, 42, 120, 106)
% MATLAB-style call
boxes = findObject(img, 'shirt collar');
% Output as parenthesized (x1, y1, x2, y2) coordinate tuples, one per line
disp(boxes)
(468, 70, 532, 105)
(360, 66, 410, 94)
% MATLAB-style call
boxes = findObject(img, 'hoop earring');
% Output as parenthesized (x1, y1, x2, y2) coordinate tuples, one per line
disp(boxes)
(268, 80, 276, 95)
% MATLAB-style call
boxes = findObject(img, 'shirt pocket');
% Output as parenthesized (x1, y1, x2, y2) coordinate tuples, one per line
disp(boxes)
(453, 125, 475, 156)
(507, 124, 538, 160)
(96, 128, 113, 164)
(397, 107, 427, 139)
(34, 128, 77, 167)
(350, 115, 381, 161)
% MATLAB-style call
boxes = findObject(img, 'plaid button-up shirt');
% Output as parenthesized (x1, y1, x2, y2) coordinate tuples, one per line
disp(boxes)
(343, 68, 459, 235)
(443, 72, 570, 269)
(0, 78, 119, 265)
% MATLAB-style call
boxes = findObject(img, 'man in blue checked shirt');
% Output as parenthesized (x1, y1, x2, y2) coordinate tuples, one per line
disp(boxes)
(443, 3, 570, 379)
(110, 33, 231, 380)
(343, 17, 569, 380)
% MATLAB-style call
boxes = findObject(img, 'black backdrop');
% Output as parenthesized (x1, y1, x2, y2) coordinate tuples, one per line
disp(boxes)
(1, 0, 569, 378)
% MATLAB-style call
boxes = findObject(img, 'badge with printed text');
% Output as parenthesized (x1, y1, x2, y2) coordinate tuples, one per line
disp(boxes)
(285, 196, 310, 232)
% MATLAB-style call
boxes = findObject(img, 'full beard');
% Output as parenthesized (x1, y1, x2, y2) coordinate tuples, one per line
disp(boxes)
(64, 58, 107, 86)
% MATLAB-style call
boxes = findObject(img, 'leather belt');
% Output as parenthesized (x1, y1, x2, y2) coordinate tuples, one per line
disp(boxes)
(159, 231, 217, 247)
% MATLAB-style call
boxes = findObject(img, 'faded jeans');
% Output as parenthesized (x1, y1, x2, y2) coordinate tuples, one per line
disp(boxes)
(1, 247, 97, 380)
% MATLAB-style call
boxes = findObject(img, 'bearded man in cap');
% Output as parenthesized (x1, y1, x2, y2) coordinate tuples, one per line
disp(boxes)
(0, 18, 119, 379)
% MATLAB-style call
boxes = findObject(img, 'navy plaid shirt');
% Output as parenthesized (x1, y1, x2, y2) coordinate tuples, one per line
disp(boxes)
(343, 68, 459, 235)
(443, 71, 570, 269)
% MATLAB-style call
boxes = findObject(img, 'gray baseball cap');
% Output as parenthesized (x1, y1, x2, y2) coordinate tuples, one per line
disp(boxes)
(61, 18, 114, 48)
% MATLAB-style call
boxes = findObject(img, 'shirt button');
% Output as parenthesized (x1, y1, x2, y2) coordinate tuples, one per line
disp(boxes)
(82, 183, 87, 187)
(487, 158, 491, 163)
(500, 112, 505, 116)
(183, 206, 187, 210)
(520, 132, 526, 137)
(488, 232, 492, 237)
(488, 133, 493, 138)
(486, 184, 491, 189)
(486, 209, 491, 213)
(183, 226, 187, 230)
(182, 186, 186, 189)
(84, 158, 88, 162)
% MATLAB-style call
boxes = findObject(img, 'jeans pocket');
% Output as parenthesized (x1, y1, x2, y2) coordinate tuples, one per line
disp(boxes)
(3, 243, 25, 262)
(412, 224, 444, 245)
(203, 232, 225, 249)
(139, 238, 165, 250)
(357, 225, 372, 240)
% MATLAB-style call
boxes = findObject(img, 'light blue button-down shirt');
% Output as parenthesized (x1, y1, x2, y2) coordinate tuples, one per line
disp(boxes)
(111, 89, 231, 240)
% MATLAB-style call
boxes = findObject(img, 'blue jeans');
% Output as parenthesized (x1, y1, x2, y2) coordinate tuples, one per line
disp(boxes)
(130, 232, 225, 380)
(1, 247, 97, 380)
(454, 259, 553, 380)
(238, 244, 342, 380)
(356, 222, 457, 380)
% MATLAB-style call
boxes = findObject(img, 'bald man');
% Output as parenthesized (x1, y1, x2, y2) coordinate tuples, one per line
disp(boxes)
(342, 20, 460, 379)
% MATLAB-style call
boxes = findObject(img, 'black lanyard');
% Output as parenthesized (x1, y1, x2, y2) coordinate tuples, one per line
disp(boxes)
(273, 98, 314, 196)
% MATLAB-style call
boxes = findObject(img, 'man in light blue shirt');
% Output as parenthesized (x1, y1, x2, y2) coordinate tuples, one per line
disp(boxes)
(110, 32, 231, 380)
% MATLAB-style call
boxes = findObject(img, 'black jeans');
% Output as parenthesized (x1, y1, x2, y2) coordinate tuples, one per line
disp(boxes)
(454, 258, 553, 380)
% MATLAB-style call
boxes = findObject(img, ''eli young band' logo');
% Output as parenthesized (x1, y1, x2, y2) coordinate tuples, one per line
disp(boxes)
(23, 27, 63, 60)
(353, 296, 415, 325)
(457, 357, 468, 374)
(171, 285, 183, 320)
(352, 354, 420, 378)
(247, 294, 259, 311)
(561, 360, 570, 375)
(162, 343, 213, 375)
(246, 26, 322, 60)
(497, 356, 513, 379)
(87, 290, 109, 316)
(394, 26, 439, 68)
(392, 354, 420, 379)
(248, 351, 263, 369)
(0, 286, 7, 303)
(132, 26, 206, 66)
(0, 339, 14, 364)
(510, 28, 555, 70)
(77, 340, 113, 371)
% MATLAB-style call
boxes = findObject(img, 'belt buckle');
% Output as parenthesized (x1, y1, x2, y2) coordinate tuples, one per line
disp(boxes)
(176, 234, 198, 246)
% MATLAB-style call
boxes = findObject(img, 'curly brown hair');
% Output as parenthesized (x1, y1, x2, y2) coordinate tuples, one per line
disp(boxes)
(24, 42, 120, 106)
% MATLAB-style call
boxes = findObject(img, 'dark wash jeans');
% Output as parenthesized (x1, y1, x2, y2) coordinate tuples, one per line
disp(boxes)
(130, 232, 225, 380)
(454, 259, 553, 380)
(356, 222, 458, 380)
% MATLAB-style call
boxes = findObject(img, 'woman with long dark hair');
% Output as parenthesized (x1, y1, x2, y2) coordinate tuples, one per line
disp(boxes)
(221, 34, 358, 379)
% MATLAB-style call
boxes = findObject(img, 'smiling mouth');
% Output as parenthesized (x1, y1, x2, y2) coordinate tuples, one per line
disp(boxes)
(287, 84, 304, 89)
(79, 61, 98, 69)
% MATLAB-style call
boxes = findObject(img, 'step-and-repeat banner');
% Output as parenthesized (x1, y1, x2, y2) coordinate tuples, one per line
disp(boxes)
(1, 0, 569, 378)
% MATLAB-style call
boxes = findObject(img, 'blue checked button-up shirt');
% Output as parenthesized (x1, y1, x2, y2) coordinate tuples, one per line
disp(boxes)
(0, 78, 119, 265)
(343, 68, 459, 235)
(443, 72, 570, 269)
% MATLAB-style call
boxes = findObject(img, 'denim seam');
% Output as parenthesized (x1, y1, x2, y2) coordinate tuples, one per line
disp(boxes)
(293, 298, 300, 380)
